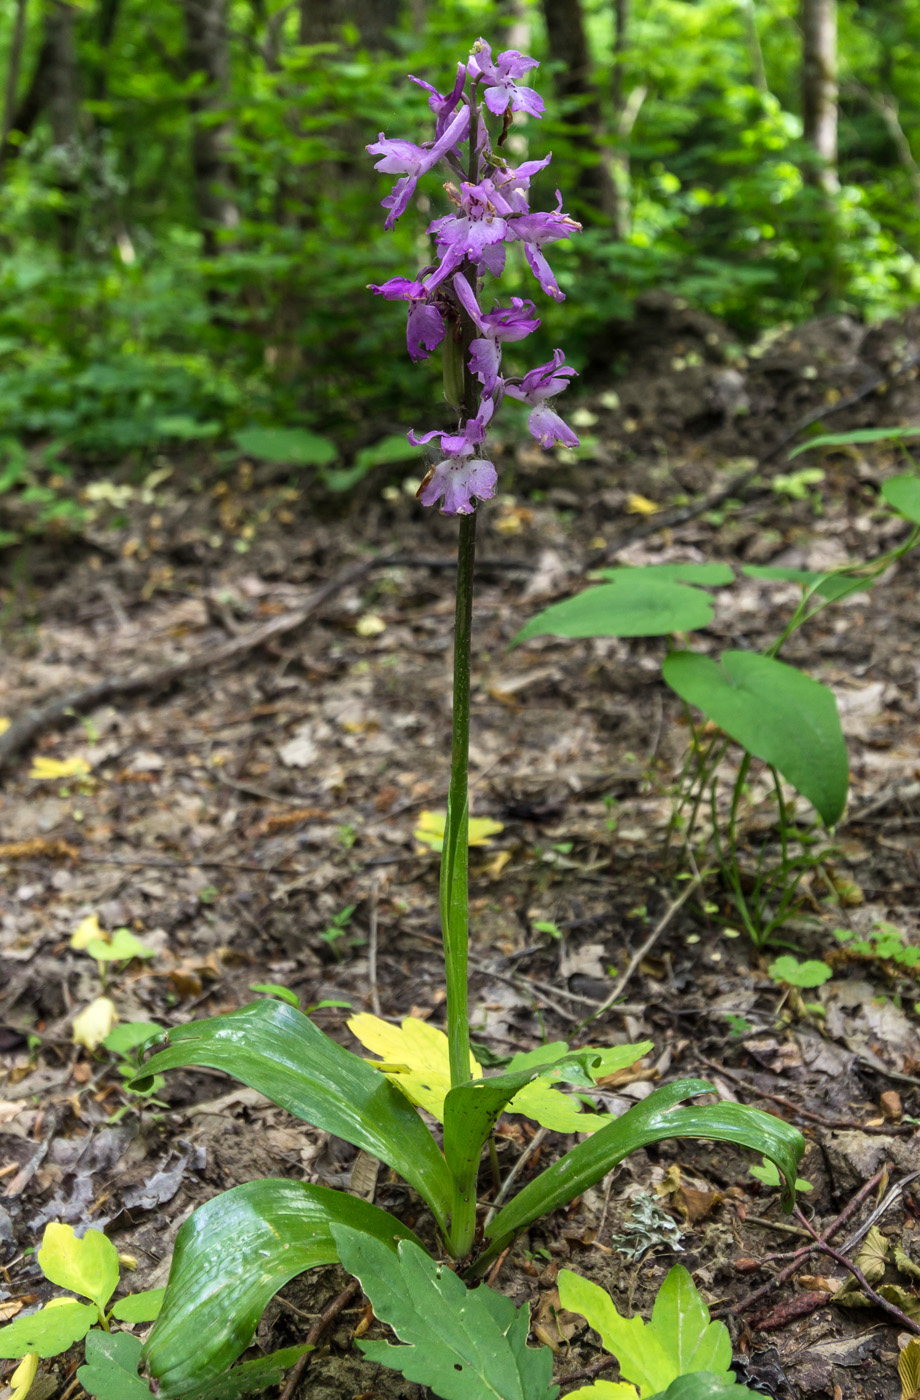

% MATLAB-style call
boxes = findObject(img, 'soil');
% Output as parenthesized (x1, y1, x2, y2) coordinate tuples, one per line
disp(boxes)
(1, 295, 919, 1400)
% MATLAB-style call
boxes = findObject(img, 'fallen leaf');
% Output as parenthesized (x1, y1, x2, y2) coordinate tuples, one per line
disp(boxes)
(29, 756, 91, 781)
(73, 998, 118, 1051)
(899, 1336, 920, 1400)
(71, 915, 105, 950)
(0, 717, 10, 735)
(626, 493, 660, 515)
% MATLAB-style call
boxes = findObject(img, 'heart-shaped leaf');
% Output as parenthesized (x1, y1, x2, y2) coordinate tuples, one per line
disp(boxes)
(662, 650, 848, 826)
(143, 1179, 419, 1397)
(132, 1000, 452, 1230)
(77, 1330, 151, 1400)
(514, 577, 715, 644)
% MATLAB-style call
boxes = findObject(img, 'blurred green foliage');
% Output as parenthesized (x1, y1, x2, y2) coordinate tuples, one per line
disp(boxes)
(0, 0, 918, 473)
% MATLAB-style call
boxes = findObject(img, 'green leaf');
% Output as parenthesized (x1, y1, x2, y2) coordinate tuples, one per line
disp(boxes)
(594, 564, 735, 586)
(247, 982, 299, 1007)
(514, 577, 715, 645)
(662, 650, 848, 826)
(233, 426, 337, 468)
(558, 1266, 731, 1398)
(332, 1226, 558, 1400)
(144, 1179, 419, 1397)
(37, 1223, 120, 1312)
(647, 1374, 763, 1400)
(102, 1022, 163, 1056)
(741, 566, 867, 602)
(749, 1157, 812, 1192)
(109, 1288, 166, 1322)
(86, 929, 155, 962)
(76, 1329, 151, 1400)
(131, 1000, 452, 1230)
(0, 1300, 97, 1358)
(768, 956, 832, 989)
(566, 1384, 639, 1400)
(788, 427, 920, 458)
(477, 1081, 804, 1271)
(881, 474, 920, 524)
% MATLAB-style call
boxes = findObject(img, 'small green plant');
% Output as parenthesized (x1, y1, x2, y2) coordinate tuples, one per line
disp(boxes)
(101, 1022, 168, 1118)
(319, 903, 359, 956)
(833, 922, 920, 976)
(749, 1156, 812, 1193)
(767, 955, 833, 990)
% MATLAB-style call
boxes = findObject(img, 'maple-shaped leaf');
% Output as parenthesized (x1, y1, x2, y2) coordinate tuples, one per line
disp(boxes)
(414, 809, 503, 853)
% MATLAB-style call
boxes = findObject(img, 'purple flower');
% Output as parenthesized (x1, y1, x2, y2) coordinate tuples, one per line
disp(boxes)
(409, 62, 467, 139)
(368, 277, 445, 362)
(507, 196, 582, 301)
(368, 104, 470, 230)
(505, 349, 579, 448)
(407, 405, 497, 516)
(468, 40, 544, 118)
(453, 272, 540, 394)
(424, 182, 509, 291)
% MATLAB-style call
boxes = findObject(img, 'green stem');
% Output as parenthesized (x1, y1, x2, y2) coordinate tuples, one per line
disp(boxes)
(442, 510, 477, 1094)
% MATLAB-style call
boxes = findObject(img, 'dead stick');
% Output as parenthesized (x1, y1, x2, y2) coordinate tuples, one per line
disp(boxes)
(279, 1277, 361, 1400)
(792, 1205, 920, 1335)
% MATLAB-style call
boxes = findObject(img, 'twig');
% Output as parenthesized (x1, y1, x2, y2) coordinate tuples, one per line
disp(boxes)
(278, 1277, 361, 1400)
(793, 1204, 920, 1335)
(560, 1355, 617, 1388)
(579, 879, 699, 1026)
(730, 1166, 887, 1316)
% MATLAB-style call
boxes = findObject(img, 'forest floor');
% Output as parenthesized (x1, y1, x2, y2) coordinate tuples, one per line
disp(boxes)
(1, 296, 920, 1400)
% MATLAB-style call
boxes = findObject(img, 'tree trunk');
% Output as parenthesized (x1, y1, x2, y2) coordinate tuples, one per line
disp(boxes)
(610, 0, 630, 238)
(801, 0, 838, 190)
(1, 0, 29, 155)
(541, 0, 616, 217)
(183, 0, 238, 256)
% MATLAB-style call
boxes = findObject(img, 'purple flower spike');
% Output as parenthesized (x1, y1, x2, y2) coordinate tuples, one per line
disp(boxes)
(453, 272, 540, 393)
(409, 62, 467, 138)
(468, 39, 544, 118)
(368, 277, 445, 362)
(505, 349, 579, 448)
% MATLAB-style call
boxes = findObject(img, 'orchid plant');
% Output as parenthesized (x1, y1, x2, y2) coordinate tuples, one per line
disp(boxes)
(118, 42, 805, 1399)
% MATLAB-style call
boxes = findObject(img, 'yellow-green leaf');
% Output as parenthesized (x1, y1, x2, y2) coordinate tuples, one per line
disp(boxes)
(71, 914, 104, 950)
(29, 755, 91, 780)
(37, 1223, 120, 1312)
(899, 1336, 920, 1400)
(10, 1353, 38, 1399)
(73, 997, 119, 1051)
(87, 928, 155, 962)
(413, 810, 504, 853)
(567, 1385, 640, 1400)
(348, 1014, 481, 1119)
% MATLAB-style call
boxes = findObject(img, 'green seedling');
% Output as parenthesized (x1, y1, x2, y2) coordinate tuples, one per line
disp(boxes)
(101, 1022, 167, 1117)
(833, 922, 920, 977)
(533, 920, 563, 940)
(767, 955, 833, 989)
(749, 1156, 812, 1193)
(319, 903, 359, 957)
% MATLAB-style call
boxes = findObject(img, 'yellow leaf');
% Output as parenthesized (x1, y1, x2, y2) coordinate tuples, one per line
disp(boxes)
(355, 613, 386, 637)
(413, 810, 504, 854)
(29, 756, 91, 781)
(10, 1353, 38, 1400)
(71, 914, 105, 950)
(626, 493, 660, 516)
(0, 717, 10, 736)
(899, 1336, 920, 1400)
(72, 997, 118, 1051)
(348, 1014, 482, 1121)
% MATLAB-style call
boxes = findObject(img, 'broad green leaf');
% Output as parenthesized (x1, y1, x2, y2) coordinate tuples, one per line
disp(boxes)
(109, 1287, 166, 1322)
(144, 1180, 419, 1397)
(741, 566, 866, 602)
(131, 1000, 452, 1229)
(662, 650, 848, 826)
(333, 1226, 558, 1400)
(76, 1329, 151, 1400)
(881, 474, 920, 524)
(37, 1223, 119, 1312)
(647, 1375, 762, 1400)
(0, 1299, 97, 1358)
(514, 577, 714, 645)
(788, 427, 920, 458)
(478, 1081, 804, 1270)
(559, 1266, 731, 1398)
(594, 564, 735, 586)
(233, 426, 337, 468)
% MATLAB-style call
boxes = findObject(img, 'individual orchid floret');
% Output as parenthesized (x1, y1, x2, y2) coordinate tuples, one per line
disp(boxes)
(453, 272, 539, 394)
(467, 39, 544, 118)
(368, 277, 445, 362)
(408, 406, 497, 516)
(409, 62, 467, 139)
(507, 196, 582, 302)
(504, 349, 579, 448)
(424, 182, 509, 292)
(368, 104, 470, 230)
